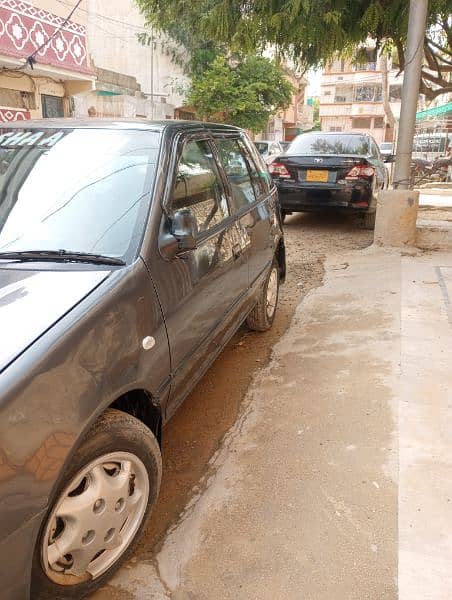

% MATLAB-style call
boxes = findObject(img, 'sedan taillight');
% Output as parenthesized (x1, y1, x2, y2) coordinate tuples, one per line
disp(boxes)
(345, 164, 375, 179)
(269, 162, 291, 178)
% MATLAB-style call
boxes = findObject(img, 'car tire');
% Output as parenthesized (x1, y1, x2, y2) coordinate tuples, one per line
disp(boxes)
(246, 259, 280, 332)
(362, 210, 376, 230)
(31, 408, 162, 600)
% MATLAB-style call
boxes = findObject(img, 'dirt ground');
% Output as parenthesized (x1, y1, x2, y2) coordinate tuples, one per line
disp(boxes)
(94, 212, 373, 599)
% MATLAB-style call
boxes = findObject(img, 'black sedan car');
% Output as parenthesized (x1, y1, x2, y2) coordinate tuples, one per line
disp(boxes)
(269, 131, 389, 228)
(0, 119, 285, 599)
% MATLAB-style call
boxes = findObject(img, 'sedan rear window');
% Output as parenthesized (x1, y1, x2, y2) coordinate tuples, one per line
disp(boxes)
(0, 128, 160, 262)
(287, 134, 369, 156)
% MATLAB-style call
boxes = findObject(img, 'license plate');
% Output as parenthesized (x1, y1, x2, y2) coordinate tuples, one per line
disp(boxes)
(306, 169, 329, 183)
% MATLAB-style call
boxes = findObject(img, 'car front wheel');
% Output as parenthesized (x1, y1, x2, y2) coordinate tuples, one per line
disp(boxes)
(246, 259, 280, 332)
(32, 409, 162, 599)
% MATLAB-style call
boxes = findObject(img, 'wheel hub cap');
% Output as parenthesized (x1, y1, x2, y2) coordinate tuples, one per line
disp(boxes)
(42, 452, 149, 584)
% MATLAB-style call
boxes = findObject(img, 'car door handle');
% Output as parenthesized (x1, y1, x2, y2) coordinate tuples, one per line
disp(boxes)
(232, 243, 243, 259)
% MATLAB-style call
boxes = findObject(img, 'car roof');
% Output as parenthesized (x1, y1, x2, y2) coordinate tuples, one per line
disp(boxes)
(300, 131, 370, 136)
(1, 118, 242, 133)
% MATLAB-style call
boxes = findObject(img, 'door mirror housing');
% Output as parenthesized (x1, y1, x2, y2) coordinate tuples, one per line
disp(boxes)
(170, 208, 198, 253)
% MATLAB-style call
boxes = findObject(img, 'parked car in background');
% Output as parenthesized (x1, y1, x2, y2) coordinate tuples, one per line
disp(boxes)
(379, 142, 394, 161)
(0, 119, 285, 599)
(254, 140, 285, 164)
(269, 131, 388, 229)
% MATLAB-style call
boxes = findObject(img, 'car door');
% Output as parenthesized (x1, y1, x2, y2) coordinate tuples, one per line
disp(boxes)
(151, 133, 248, 417)
(239, 135, 279, 288)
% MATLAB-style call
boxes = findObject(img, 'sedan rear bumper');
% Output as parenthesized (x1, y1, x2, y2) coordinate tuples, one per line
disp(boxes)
(275, 180, 374, 212)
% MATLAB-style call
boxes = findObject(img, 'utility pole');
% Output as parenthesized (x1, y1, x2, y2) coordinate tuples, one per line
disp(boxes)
(150, 28, 155, 120)
(392, 0, 428, 190)
(374, 0, 429, 247)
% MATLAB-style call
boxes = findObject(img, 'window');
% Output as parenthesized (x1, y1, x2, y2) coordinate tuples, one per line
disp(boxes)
(0, 129, 159, 262)
(353, 85, 382, 102)
(330, 59, 345, 72)
(389, 85, 402, 101)
(370, 141, 380, 159)
(329, 127, 342, 132)
(374, 117, 384, 128)
(288, 133, 369, 156)
(324, 90, 332, 96)
(42, 94, 64, 118)
(215, 138, 256, 211)
(335, 95, 347, 103)
(170, 139, 229, 234)
(352, 117, 372, 129)
(239, 138, 273, 197)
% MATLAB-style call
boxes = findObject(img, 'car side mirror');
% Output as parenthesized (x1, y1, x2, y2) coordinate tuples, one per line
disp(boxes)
(384, 154, 395, 163)
(170, 208, 198, 253)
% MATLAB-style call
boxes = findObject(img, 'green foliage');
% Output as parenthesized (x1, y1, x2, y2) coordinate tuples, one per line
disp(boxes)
(187, 55, 293, 132)
(137, 0, 452, 100)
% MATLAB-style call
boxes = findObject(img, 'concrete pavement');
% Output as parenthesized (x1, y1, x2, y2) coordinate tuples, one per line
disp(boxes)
(419, 192, 452, 207)
(99, 244, 452, 599)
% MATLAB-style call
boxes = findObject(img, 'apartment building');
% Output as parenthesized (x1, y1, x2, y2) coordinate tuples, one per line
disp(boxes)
(319, 54, 403, 144)
(259, 72, 313, 142)
(0, 0, 95, 121)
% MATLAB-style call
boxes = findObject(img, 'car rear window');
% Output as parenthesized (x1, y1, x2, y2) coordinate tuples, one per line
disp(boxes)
(287, 134, 369, 156)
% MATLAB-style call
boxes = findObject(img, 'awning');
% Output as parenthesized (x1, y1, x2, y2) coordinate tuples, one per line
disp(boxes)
(96, 90, 121, 96)
(416, 102, 452, 121)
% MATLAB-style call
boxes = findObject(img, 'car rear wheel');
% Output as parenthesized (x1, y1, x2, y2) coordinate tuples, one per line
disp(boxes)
(246, 260, 280, 332)
(362, 210, 376, 230)
(32, 409, 162, 599)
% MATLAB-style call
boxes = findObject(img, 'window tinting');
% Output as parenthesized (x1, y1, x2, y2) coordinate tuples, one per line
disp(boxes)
(255, 142, 269, 155)
(0, 128, 159, 261)
(287, 133, 369, 156)
(170, 139, 229, 233)
(215, 138, 256, 211)
(241, 138, 273, 196)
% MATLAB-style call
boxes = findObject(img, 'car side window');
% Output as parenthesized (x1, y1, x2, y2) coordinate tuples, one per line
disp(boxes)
(170, 139, 229, 234)
(370, 140, 380, 160)
(215, 138, 257, 212)
(239, 138, 272, 197)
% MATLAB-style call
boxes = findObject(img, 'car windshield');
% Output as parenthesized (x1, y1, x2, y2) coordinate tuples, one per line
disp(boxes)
(255, 142, 269, 155)
(0, 127, 160, 262)
(287, 134, 369, 156)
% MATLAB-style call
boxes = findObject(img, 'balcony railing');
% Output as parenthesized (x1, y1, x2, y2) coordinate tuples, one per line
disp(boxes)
(354, 62, 377, 71)
(0, 0, 92, 74)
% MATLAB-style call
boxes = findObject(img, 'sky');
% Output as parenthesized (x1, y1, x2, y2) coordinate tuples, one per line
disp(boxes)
(307, 69, 322, 97)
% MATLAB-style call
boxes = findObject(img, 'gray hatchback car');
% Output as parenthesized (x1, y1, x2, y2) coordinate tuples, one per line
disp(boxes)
(0, 119, 285, 599)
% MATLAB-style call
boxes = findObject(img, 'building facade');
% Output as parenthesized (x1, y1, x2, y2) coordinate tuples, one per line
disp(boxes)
(0, 0, 188, 123)
(259, 72, 313, 142)
(0, 0, 95, 122)
(74, 0, 187, 119)
(319, 55, 403, 144)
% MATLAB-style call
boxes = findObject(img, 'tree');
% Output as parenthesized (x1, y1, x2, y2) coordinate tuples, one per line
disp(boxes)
(186, 55, 293, 132)
(137, 0, 452, 101)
